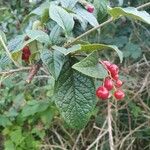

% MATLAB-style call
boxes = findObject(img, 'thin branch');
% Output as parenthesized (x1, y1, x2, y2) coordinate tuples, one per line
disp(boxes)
(87, 120, 108, 150)
(0, 67, 31, 75)
(137, 2, 150, 10)
(107, 101, 114, 150)
(65, 17, 113, 48)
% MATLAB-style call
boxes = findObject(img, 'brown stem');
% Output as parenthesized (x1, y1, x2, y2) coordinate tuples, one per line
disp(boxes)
(26, 63, 42, 83)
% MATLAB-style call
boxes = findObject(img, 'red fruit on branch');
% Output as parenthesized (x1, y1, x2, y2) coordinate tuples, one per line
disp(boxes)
(102, 61, 112, 69)
(104, 78, 113, 91)
(114, 90, 125, 100)
(108, 64, 119, 75)
(111, 73, 119, 81)
(115, 79, 123, 88)
(22, 46, 31, 62)
(96, 86, 109, 100)
(86, 4, 94, 13)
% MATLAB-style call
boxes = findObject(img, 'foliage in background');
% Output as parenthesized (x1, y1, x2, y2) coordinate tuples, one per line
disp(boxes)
(0, 0, 150, 149)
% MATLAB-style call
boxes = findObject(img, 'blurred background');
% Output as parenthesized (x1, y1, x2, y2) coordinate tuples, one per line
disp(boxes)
(0, 0, 150, 150)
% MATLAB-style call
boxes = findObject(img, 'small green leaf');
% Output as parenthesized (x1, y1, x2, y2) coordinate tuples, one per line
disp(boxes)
(50, 25, 62, 44)
(49, 4, 74, 33)
(4, 140, 15, 150)
(41, 50, 66, 80)
(7, 35, 25, 53)
(75, 7, 99, 27)
(26, 30, 50, 44)
(52, 44, 81, 55)
(0, 115, 12, 127)
(72, 51, 107, 78)
(123, 43, 142, 59)
(54, 58, 96, 129)
(94, 0, 108, 21)
(60, 0, 78, 9)
(108, 7, 150, 24)
(21, 101, 49, 117)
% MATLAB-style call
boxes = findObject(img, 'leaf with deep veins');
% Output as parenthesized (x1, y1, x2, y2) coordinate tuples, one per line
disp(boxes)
(54, 58, 96, 129)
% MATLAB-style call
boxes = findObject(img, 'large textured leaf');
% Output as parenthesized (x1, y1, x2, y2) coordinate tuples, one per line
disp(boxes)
(49, 4, 74, 33)
(72, 51, 107, 78)
(41, 50, 66, 80)
(74, 7, 99, 27)
(60, 0, 78, 9)
(54, 58, 96, 129)
(108, 7, 150, 24)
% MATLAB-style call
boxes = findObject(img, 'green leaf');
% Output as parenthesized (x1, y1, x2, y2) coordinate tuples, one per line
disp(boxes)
(49, 4, 74, 33)
(72, 51, 107, 78)
(53, 44, 123, 62)
(60, 0, 78, 9)
(30, 1, 50, 16)
(10, 128, 25, 146)
(94, 0, 108, 21)
(80, 44, 123, 62)
(23, 1, 50, 23)
(52, 44, 81, 55)
(50, 25, 62, 44)
(0, 115, 12, 127)
(26, 30, 50, 44)
(4, 140, 15, 150)
(123, 43, 142, 59)
(108, 7, 150, 24)
(75, 7, 99, 27)
(54, 58, 96, 129)
(41, 49, 66, 80)
(0, 30, 7, 44)
(7, 35, 25, 53)
(21, 101, 49, 117)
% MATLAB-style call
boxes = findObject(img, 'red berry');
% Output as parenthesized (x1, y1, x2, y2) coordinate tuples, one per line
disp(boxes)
(96, 86, 109, 100)
(108, 64, 119, 75)
(114, 90, 125, 100)
(102, 61, 112, 69)
(86, 4, 94, 13)
(22, 46, 31, 62)
(104, 78, 113, 91)
(22, 46, 30, 54)
(111, 73, 119, 81)
(115, 79, 123, 88)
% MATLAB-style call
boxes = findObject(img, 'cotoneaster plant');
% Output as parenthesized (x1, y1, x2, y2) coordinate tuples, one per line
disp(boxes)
(0, 0, 150, 132)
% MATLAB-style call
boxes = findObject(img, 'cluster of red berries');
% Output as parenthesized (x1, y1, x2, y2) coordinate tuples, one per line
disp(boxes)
(22, 46, 31, 62)
(96, 61, 125, 101)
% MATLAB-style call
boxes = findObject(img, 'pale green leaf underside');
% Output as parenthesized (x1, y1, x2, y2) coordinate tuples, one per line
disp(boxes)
(108, 7, 150, 24)
(41, 50, 66, 80)
(54, 59, 96, 129)
(49, 4, 74, 33)
(72, 51, 107, 79)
